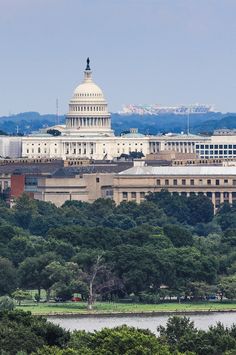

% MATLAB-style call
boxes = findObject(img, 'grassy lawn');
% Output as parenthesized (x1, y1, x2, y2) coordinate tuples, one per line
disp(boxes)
(16, 301, 236, 315)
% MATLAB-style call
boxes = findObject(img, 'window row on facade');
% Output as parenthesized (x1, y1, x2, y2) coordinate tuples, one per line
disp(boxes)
(70, 105, 106, 112)
(120, 190, 236, 208)
(196, 144, 236, 149)
(156, 178, 236, 186)
(166, 141, 196, 146)
(74, 93, 103, 97)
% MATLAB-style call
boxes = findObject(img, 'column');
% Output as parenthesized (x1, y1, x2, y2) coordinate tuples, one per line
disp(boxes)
(229, 192, 233, 204)
(212, 192, 216, 207)
(220, 192, 224, 204)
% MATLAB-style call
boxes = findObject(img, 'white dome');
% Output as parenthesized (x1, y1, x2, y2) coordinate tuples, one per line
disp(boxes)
(71, 62, 106, 103)
(65, 58, 113, 137)
(73, 81, 105, 101)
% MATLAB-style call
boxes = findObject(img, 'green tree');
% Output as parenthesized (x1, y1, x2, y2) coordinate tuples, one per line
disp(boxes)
(12, 289, 32, 305)
(164, 224, 193, 247)
(69, 325, 171, 355)
(0, 257, 17, 295)
(0, 310, 69, 353)
(186, 195, 214, 225)
(219, 275, 236, 300)
(18, 253, 57, 300)
(32, 346, 79, 355)
(14, 194, 36, 229)
(0, 296, 14, 311)
(46, 129, 61, 136)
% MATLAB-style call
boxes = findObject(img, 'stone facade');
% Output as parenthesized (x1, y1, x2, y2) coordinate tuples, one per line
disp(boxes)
(113, 162, 236, 210)
(34, 173, 114, 206)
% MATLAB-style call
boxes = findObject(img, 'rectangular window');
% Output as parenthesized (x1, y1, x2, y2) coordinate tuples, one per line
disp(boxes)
(173, 179, 177, 186)
(224, 179, 228, 184)
(207, 179, 211, 185)
(131, 192, 136, 198)
(140, 192, 145, 198)
(190, 179, 194, 186)
(216, 179, 220, 186)
(156, 179, 161, 186)
(165, 179, 169, 186)
(96, 177, 100, 183)
(233, 180, 236, 186)
(122, 192, 128, 199)
(182, 179, 186, 185)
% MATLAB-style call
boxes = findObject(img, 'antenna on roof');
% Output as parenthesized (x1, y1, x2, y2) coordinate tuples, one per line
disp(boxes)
(56, 98, 59, 125)
(187, 106, 190, 135)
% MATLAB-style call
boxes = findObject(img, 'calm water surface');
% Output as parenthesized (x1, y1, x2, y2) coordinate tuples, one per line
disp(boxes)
(48, 313, 236, 334)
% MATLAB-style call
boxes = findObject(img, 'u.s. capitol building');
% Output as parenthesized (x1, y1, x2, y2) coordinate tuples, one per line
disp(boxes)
(21, 59, 236, 161)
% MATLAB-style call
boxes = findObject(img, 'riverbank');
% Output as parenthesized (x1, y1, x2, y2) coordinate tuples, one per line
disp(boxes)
(16, 301, 236, 316)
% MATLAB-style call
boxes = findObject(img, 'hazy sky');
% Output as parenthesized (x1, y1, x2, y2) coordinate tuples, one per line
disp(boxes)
(1, 0, 236, 115)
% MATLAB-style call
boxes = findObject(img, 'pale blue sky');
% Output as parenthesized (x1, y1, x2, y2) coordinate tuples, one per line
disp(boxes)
(0, 0, 236, 115)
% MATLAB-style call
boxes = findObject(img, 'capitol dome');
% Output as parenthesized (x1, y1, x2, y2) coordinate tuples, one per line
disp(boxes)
(65, 58, 113, 136)
(73, 75, 105, 102)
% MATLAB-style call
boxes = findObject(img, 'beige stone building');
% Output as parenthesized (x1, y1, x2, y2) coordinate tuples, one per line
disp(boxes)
(34, 173, 113, 206)
(113, 161, 236, 210)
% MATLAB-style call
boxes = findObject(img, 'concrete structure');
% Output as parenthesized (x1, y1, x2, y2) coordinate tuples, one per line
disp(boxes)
(113, 161, 236, 209)
(195, 134, 236, 159)
(0, 136, 22, 158)
(34, 173, 113, 206)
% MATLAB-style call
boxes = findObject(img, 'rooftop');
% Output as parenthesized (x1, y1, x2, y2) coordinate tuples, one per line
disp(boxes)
(119, 165, 236, 176)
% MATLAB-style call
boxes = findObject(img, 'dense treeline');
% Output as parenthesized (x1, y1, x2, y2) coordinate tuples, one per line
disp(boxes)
(1, 310, 236, 354)
(0, 191, 235, 303)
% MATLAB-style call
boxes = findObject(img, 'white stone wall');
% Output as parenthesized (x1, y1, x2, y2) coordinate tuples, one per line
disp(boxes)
(0, 136, 22, 158)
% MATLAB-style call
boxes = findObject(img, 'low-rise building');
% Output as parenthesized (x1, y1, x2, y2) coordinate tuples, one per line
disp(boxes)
(113, 161, 236, 210)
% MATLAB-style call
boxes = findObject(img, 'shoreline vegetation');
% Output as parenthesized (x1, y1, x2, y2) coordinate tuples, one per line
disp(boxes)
(16, 301, 236, 316)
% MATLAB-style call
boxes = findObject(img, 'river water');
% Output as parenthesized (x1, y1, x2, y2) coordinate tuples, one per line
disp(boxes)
(48, 312, 236, 334)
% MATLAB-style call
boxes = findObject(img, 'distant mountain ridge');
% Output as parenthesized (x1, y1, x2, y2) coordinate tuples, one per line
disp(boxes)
(0, 111, 236, 135)
(0, 112, 65, 135)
